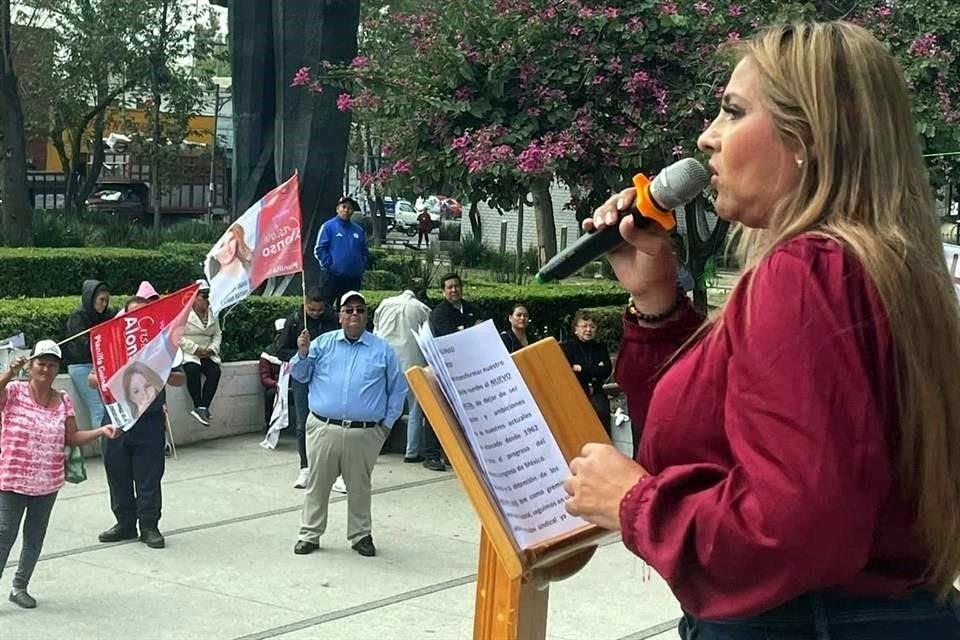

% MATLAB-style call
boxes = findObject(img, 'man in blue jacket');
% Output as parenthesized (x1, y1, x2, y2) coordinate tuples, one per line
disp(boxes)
(314, 196, 368, 307)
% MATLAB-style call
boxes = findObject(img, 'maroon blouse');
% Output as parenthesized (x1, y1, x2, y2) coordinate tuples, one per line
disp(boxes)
(616, 235, 926, 618)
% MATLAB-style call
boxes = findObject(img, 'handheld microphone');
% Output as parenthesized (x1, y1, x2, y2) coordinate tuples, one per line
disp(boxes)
(534, 158, 710, 283)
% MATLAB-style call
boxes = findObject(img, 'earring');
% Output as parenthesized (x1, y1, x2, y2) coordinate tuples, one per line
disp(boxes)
(796, 157, 804, 168)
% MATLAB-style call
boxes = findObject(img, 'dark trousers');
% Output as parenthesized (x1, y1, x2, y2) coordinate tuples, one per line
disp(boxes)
(423, 420, 445, 462)
(103, 413, 166, 530)
(588, 390, 611, 436)
(321, 272, 362, 308)
(183, 358, 221, 409)
(263, 387, 277, 431)
(417, 230, 429, 247)
(292, 379, 309, 469)
(679, 589, 960, 639)
(0, 490, 57, 590)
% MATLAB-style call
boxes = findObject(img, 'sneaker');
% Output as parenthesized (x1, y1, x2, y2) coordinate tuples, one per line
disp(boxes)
(190, 408, 210, 426)
(98, 524, 138, 543)
(423, 458, 446, 472)
(8, 590, 36, 609)
(139, 528, 165, 549)
(403, 455, 424, 463)
(294, 467, 310, 489)
(332, 476, 347, 493)
(351, 534, 376, 557)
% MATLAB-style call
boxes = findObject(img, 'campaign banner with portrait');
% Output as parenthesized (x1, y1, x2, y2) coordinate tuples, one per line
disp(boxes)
(205, 172, 304, 314)
(90, 283, 199, 430)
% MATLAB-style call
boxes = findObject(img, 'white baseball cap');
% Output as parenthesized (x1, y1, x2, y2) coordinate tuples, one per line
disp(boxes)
(31, 339, 62, 360)
(339, 290, 366, 307)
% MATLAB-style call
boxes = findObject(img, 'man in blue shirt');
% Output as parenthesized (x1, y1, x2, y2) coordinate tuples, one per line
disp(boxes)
(314, 196, 369, 307)
(290, 291, 407, 557)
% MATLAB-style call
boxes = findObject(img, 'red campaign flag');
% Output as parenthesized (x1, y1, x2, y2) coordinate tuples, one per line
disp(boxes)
(90, 283, 199, 430)
(205, 172, 303, 313)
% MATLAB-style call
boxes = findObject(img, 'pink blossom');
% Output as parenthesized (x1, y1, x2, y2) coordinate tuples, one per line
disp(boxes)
(671, 145, 685, 157)
(290, 66, 311, 87)
(308, 80, 323, 94)
(592, 74, 607, 85)
(336, 93, 354, 111)
(602, 7, 620, 18)
(526, 107, 542, 117)
(359, 172, 374, 187)
(875, 3, 892, 17)
(909, 32, 939, 57)
(392, 159, 411, 174)
(726, 3, 743, 16)
(606, 56, 623, 74)
(628, 17, 644, 31)
(350, 56, 369, 68)
(694, 1, 711, 15)
(578, 7, 594, 18)
(657, 2, 678, 15)
(727, 31, 741, 41)
(454, 87, 473, 101)
(569, 25, 583, 36)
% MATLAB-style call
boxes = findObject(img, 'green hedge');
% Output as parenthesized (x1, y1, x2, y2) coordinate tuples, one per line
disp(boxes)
(0, 248, 204, 298)
(0, 284, 629, 361)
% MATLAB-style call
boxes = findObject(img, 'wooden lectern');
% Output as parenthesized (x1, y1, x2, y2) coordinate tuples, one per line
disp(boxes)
(406, 337, 615, 640)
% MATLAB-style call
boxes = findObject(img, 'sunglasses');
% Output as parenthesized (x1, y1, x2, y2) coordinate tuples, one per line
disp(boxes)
(341, 306, 366, 315)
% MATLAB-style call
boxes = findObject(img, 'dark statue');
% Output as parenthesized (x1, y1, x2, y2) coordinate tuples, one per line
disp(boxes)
(213, 0, 361, 285)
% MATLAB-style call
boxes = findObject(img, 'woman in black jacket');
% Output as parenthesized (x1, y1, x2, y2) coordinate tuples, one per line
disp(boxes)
(560, 310, 612, 434)
(500, 304, 532, 353)
(64, 279, 113, 428)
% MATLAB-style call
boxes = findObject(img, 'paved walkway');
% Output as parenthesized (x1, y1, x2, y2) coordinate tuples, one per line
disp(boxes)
(0, 434, 681, 640)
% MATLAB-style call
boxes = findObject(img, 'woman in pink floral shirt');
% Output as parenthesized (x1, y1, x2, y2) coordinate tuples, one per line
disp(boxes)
(0, 340, 117, 609)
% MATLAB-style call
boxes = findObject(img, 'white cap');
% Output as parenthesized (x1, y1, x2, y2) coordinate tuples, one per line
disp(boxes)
(31, 339, 62, 360)
(274, 318, 287, 332)
(196, 279, 210, 291)
(339, 290, 366, 306)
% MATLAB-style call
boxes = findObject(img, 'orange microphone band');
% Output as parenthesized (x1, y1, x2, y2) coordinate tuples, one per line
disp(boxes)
(630, 173, 677, 231)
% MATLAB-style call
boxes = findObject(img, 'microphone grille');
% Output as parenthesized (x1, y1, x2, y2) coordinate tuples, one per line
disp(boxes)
(650, 158, 710, 210)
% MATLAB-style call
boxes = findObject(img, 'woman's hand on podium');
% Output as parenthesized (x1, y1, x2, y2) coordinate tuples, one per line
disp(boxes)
(564, 443, 647, 531)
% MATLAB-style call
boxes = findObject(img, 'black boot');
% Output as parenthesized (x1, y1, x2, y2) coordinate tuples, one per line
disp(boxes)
(98, 523, 138, 543)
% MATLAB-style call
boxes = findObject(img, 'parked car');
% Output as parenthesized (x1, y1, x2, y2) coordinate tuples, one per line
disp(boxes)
(416, 195, 462, 220)
(393, 198, 428, 234)
(85, 183, 149, 222)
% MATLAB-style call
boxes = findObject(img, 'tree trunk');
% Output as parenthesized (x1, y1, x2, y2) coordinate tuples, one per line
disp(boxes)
(468, 199, 481, 238)
(362, 126, 385, 245)
(529, 174, 557, 264)
(150, 90, 162, 234)
(685, 196, 730, 314)
(76, 111, 107, 210)
(0, 0, 32, 246)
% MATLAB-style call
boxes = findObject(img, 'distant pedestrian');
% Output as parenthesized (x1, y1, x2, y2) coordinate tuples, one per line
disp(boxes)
(291, 291, 406, 558)
(179, 280, 222, 426)
(1, 341, 118, 609)
(63, 280, 113, 430)
(373, 286, 431, 463)
(416, 207, 432, 248)
(314, 196, 368, 307)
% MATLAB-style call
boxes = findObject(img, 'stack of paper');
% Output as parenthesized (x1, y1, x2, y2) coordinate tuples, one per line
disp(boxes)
(414, 320, 585, 549)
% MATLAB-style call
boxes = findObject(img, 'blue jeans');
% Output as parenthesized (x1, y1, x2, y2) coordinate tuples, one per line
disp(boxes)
(404, 389, 424, 458)
(679, 589, 960, 639)
(67, 363, 106, 428)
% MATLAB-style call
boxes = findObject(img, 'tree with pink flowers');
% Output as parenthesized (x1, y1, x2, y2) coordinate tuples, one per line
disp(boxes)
(296, 0, 960, 265)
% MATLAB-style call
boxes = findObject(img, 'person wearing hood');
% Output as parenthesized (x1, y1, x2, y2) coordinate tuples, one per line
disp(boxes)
(63, 280, 113, 431)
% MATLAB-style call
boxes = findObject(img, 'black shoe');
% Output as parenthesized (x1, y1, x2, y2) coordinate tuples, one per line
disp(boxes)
(423, 458, 446, 472)
(404, 455, 424, 463)
(98, 524, 138, 543)
(190, 408, 210, 426)
(351, 535, 376, 557)
(139, 528, 165, 549)
(8, 590, 36, 609)
(294, 540, 319, 555)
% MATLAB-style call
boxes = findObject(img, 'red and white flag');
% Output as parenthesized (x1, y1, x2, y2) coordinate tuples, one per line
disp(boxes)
(91, 283, 199, 430)
(205, 172, 303, 313)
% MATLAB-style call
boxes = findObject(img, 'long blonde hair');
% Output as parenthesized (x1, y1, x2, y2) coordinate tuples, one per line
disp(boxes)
(722, 22, 960, 595)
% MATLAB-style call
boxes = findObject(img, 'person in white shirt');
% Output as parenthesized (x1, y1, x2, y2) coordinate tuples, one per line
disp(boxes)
(373, 286, 430, 462)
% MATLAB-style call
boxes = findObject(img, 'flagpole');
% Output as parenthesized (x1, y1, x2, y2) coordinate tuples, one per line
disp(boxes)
(300, 269, 308, 329)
